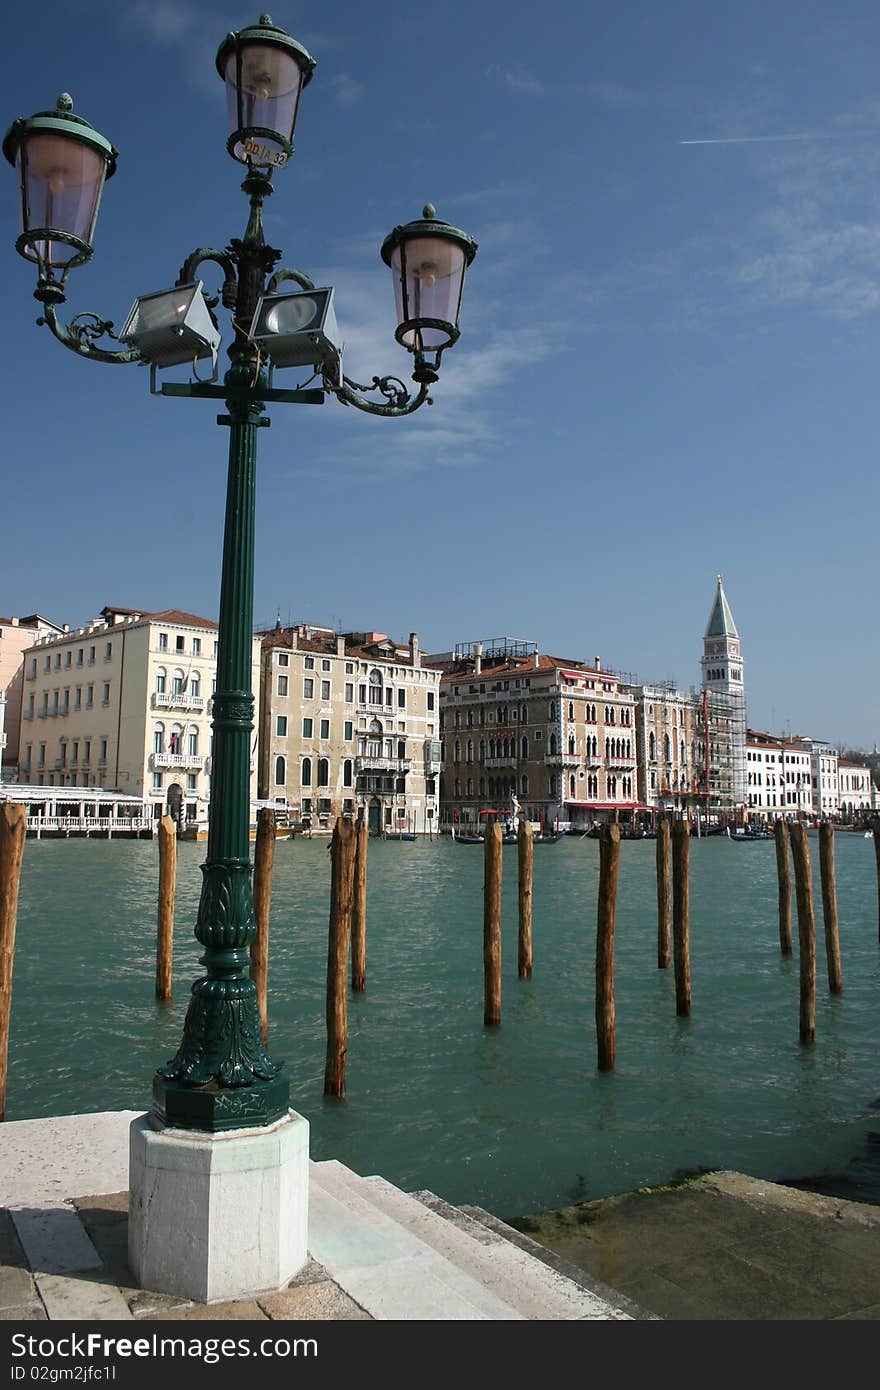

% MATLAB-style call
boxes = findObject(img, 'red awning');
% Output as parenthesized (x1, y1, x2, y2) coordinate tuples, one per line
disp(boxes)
(478, 808, 505, 816)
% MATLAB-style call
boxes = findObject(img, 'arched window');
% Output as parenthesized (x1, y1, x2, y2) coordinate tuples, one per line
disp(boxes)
(680, 740, 686, 764)
(521, 703, 527, 723)
(467, 777, 473, 796)
(649, 731, 656, 760)
(454, 777, 461, 797)
(568, 735, 575, 754)
(343, 759, 352, 787)
(549, 733, 557, 755)
(301, 757, 312, 786)
(169, 724, 183, 754)
(664, 734, 671, 761)
(522, 774, 529, 795)
(275, 755, 286, 785)
(454, 739, 461, 762)
(548, 703, 556, 720)
(489, 738, 496, 758)
(155, 667, 167, 694)
(466, 738, 473, 762)
(569, 774, 575, 797)
(480, 739, 487, 760)
(521, 735, 528, 759)
(187, 726, 198, 756)
(569, 701, 574, 721)
(369, 669, 383, 704)
(398, 739, 406, 758)
(153, 723, 164, 754)
(172, 669, 185, 696)
(190, 673, 201, 698)
(479, 777, 486, 795)
(317, 758, 329, 787)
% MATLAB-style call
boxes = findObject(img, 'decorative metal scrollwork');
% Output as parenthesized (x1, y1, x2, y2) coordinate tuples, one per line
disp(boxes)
(36, 302, 143, 365)
(331, 372, 432, 417)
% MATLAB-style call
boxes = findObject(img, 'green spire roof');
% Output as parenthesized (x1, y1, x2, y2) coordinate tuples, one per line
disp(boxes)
(705, 575, 738, 639)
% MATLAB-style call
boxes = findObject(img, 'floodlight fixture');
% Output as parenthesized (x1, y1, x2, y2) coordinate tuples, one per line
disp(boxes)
(119, 281, 221, 374)
(250, 286, 341, 373)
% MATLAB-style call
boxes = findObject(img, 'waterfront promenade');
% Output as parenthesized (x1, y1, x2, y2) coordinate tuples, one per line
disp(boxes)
(1, 1112, 879, 1320)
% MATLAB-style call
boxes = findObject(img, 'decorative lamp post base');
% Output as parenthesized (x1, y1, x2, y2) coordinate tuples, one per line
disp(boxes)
(128, 1109, 309, 1304)
(152, 1072, 291, 1133)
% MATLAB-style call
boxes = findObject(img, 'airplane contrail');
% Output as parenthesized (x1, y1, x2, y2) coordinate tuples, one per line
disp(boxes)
(680, 132, 866, 145)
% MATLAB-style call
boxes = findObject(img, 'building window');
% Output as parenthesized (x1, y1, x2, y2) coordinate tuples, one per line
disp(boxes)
(158, 633, 168, 651)
(369, 670, 382, 704)
(99, 739, 108, 763)
(175, 636, 184, 653)
(398, 688, 406, 709)
(345, 682, 354, 702)
(317, 758, 329, 787)
(102, 683, 110, 704)
(277, 674, 288, 696)
(276, 715, 288, 736)
(188, 729, 198, 756)
(304, 656, 314, 669)
(192, 638, 201, 655)
(83, 741, 90, 764)
(321, 659, 331, 672)
(153, 726, 164, 754)
(65, 651, 71, 668)
(152, 772, 163, 790)
(343, 759, 353, 787)
(301, 758, 312, 786)
(344, 720, 353, 740)
(427, 692, 435, 711)
(156, 669, 166, 693)
(321, 679, 330, 700)
(86, 686, 94, 708)
(186, 773, 197, 791)
(303, 677, 314, 699)
(320, 718, 330, 740)
(105, 643, 113, 660)
(74, 688, 81, 710)
(275, 755, 286, 785)
(302, 718, 313, 738)
(278, 652, 289, 667)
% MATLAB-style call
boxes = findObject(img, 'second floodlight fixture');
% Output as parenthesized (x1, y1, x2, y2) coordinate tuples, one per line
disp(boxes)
(250, 286, 341, 374)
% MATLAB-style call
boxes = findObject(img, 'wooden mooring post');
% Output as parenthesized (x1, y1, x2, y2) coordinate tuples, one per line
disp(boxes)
(596, 823, 620, 1071)
(818, 822, 842, 994)
(656, 818, 671, 969)
(789, 822, 816, 1043)
(484, 823, 502, 1026)
(774, 819, 793, 957)
(155, 814, 176, 1001)
(0, 804, 27, 1123)
(250, 806, 275, 1045)
(324, 818, 356, 1096)
(672, 820, 691, 1017)
(351, 816, 368, 993)
(517, 819, 533, 980)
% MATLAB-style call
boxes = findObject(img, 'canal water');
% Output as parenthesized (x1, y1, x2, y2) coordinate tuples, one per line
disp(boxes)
(6, 832, 879, 1218)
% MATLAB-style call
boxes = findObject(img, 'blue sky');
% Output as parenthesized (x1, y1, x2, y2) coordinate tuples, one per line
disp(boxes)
(2, 1, 878, 748)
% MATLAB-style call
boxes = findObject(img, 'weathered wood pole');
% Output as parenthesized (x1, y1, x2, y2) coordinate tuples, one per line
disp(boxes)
(774, 819, 793, 957)
(351, 816, 368, 992)
(155, 814, 177, 1001)
(0, 804, 27, 1123)
(250, 806, 275, 1044)
(596, 823, 620, 1071)
(656, 817, 671, 969)
(818, 822, 842, 994)
(672, 820, 691, 1017)
(324, 817, 357, 1096)
(790, 822, 816, 1043)
(517, 818, 533, 979)
(484, 823, 502, 1025)
(874, 826, 880, 943)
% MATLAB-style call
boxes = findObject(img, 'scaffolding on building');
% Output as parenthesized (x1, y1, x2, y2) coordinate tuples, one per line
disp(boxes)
(452, 638, 538, 664)
(695, 686, 747, 819)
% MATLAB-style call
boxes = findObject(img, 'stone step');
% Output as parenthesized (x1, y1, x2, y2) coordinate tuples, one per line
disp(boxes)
(356, 1176, 633, 1320)
(308, 1160, 524, 1320)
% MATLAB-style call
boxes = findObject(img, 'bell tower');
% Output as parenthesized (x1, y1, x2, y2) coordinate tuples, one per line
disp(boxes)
(701, 574, 744, 694)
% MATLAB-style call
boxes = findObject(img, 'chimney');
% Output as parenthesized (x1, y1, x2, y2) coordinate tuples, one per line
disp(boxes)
(336, 634, 346, 657)
(474, 641, 482, 675)
(533, 649, 540, 669)
(595, 656, 601, 671)
(409, 632, 420, 668)
(10, 616, 18, 627)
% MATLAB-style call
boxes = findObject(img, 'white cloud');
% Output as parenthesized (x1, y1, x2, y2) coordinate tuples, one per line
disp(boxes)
(487, 64, 544, 98)
(326, 74, 364, 107)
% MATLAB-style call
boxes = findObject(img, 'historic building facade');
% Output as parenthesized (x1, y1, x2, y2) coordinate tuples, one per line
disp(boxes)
(628, 683, 701, 817)
(436, 640, 641, 831)
(0, 612, 66, 778)
(19, 605, 260, 824)
(257, 624, 442, 834)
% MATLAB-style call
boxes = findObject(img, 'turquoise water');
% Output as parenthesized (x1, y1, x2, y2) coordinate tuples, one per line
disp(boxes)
(6, 832, 879, 1217)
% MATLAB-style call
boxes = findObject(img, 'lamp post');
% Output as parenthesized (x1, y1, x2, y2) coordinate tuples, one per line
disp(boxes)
(5, 12, 476, 1301)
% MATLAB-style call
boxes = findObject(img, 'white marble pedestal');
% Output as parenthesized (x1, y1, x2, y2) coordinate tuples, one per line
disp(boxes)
(128, 1109, 309, 1303)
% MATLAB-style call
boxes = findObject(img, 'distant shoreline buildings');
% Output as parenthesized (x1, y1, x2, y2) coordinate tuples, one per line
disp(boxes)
(1, 578, 877, 832)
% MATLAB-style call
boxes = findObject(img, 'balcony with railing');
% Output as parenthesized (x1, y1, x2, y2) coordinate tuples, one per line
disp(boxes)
(151, 753, 206, 771)
(606, 755, 635, 770)
(543, 752, 580, 767)
(152, 692, 205, 712)
(485, 755, 517, 768)
(355, 756, 411, 775)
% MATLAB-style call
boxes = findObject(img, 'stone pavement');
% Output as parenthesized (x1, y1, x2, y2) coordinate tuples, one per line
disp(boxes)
(509, 1169, 880, 1320)
(0, 1112, 640, 1321)
(2, 1112, 878, 1320)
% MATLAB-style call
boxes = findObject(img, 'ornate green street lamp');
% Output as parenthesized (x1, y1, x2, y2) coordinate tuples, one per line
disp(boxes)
(4, 14, 477, 1136)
